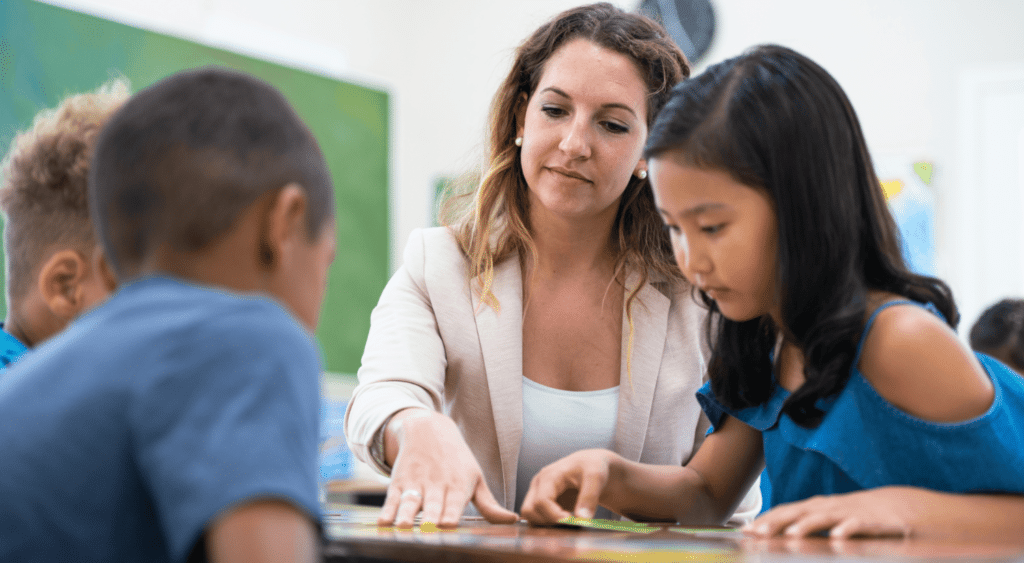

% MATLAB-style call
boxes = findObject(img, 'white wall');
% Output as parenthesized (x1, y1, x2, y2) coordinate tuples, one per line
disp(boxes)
(42, 0, 1024, 332)
(700, 0, 1024, 331)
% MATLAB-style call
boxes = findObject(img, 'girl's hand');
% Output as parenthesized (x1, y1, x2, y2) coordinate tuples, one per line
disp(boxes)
(378, 410, 518, 528)
(520, 449, 621, 524)
(742, 487, 923, 538)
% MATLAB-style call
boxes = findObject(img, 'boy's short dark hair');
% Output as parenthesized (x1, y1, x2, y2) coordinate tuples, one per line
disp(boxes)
(0, 80, 129, 301)
(90, 66, 334, 278)
(970, 298, 1024, 373)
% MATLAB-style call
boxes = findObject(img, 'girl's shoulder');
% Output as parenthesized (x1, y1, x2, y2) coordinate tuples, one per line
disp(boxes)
(857, 292, 994, 423)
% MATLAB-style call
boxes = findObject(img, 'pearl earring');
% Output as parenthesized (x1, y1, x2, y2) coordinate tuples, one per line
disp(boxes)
(637, 169, 647, 180)
(514, 137, 523, 147)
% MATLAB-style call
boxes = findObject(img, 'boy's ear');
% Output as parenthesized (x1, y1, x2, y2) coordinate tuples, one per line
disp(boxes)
(37, 249, 90, 321)
(259, 184, 308, 271)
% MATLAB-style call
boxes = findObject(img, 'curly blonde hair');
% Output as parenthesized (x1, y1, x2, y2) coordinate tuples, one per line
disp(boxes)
(0, 78, 130, 301)
(439, 3, 690, 373)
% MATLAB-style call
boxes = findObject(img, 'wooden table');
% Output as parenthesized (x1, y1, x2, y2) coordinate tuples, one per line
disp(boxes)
(322, 504, 1024, 562)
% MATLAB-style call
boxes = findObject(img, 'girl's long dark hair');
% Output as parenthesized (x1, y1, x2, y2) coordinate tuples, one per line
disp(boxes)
(644, 45, 958, 428)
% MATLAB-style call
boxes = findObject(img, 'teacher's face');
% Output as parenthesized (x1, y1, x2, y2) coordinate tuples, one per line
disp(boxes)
(517, 39, 648, 226)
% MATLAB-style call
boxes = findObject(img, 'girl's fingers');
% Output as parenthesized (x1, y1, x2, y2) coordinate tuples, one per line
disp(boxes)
(745, 492, 914, 539)
(518, 490, 537, 520)
(522, 476, 572, 524)
(573, 470, 606, 519)
(781, 511, 838, 537)
(743, 504, 805, 537)
(534, 494, 574, 523)
(829, 516, 908, 539)
(828, 517, 863, 539)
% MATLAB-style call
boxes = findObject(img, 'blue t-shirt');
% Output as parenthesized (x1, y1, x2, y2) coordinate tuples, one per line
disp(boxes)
(0, 276, 322, 563)
(698, 300, 1024, 509)
(0, 322, 28, 369)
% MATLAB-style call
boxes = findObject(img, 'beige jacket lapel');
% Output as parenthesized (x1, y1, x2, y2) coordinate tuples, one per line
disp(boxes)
(471, 255, 524, 507)
(614, 270, 671, 462)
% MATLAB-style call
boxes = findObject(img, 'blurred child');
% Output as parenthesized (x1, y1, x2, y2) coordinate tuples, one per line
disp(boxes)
(0, 81, 127, 367)
(970, 298, 1024, 376)
(0, 67, 336, 563)
(520, 45, 1024, 540)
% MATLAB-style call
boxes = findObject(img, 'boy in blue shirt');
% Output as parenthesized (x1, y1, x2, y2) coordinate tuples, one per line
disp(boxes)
(0, 81, 128, 368)
(0, 67, 336, 563)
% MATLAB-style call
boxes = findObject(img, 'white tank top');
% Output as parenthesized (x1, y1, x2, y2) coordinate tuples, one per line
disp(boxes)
(515, 377, 619, 514)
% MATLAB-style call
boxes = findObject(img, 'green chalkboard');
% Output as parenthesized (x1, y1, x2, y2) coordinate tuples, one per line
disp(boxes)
(0, 0, 389, 374)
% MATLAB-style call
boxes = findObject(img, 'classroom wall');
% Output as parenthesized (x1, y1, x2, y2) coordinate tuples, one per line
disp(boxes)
(37, 0, 1024, 336)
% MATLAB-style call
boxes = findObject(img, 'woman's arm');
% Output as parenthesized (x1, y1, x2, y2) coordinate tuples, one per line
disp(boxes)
(345, 229, 516, 528)
(521, 414, 763, 525)
(344, 230, 448, 472)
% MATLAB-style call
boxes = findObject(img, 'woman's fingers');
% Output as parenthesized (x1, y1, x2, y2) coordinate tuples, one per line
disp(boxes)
(392, 488, 425, 528)
(438, 488, 467, 528)
(473, 477, 520, 524)
(419, 487, 447, 527)
(377, 486, 402, 526)
(383, 476, 509, 529)
(376, 412, 500, 528)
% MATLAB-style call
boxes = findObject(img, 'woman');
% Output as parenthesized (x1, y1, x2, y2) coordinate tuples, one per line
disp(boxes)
(345, 2, 760, 528)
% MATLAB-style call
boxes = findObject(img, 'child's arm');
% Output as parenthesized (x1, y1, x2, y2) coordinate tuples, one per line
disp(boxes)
(746, 486, 1024, 540)
(859, 302, 994, 423)
(746, 302, 1024, 539)
(205, 500, 318, 563)
(520, 414, 763, 525)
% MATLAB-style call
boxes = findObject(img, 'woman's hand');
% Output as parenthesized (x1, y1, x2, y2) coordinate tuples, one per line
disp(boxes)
(743, 487, 924, 539)
(377, 410, 518, 528)
(520, 449, 620, 524)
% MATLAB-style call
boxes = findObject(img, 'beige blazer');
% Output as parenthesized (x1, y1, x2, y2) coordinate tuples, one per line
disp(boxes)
(345, 227, 760, 522)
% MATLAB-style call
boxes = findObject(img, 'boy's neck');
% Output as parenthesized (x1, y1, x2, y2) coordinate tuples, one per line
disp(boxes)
(137, 203, 272, 298)
(3, 310, 39, 348)
(141, 245, 267, 298)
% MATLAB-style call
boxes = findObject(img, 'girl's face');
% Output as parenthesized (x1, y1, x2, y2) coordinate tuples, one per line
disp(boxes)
(516, 38, 648, 226)
(649, 156, 779, 322)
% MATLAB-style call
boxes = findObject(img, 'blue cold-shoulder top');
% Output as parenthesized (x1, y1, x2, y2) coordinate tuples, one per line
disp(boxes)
(697, 300, 1024, 509)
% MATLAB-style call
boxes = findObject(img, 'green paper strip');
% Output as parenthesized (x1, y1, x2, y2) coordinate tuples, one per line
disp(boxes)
(669, 527, 742, 535)
(558, 516, 659, 534)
